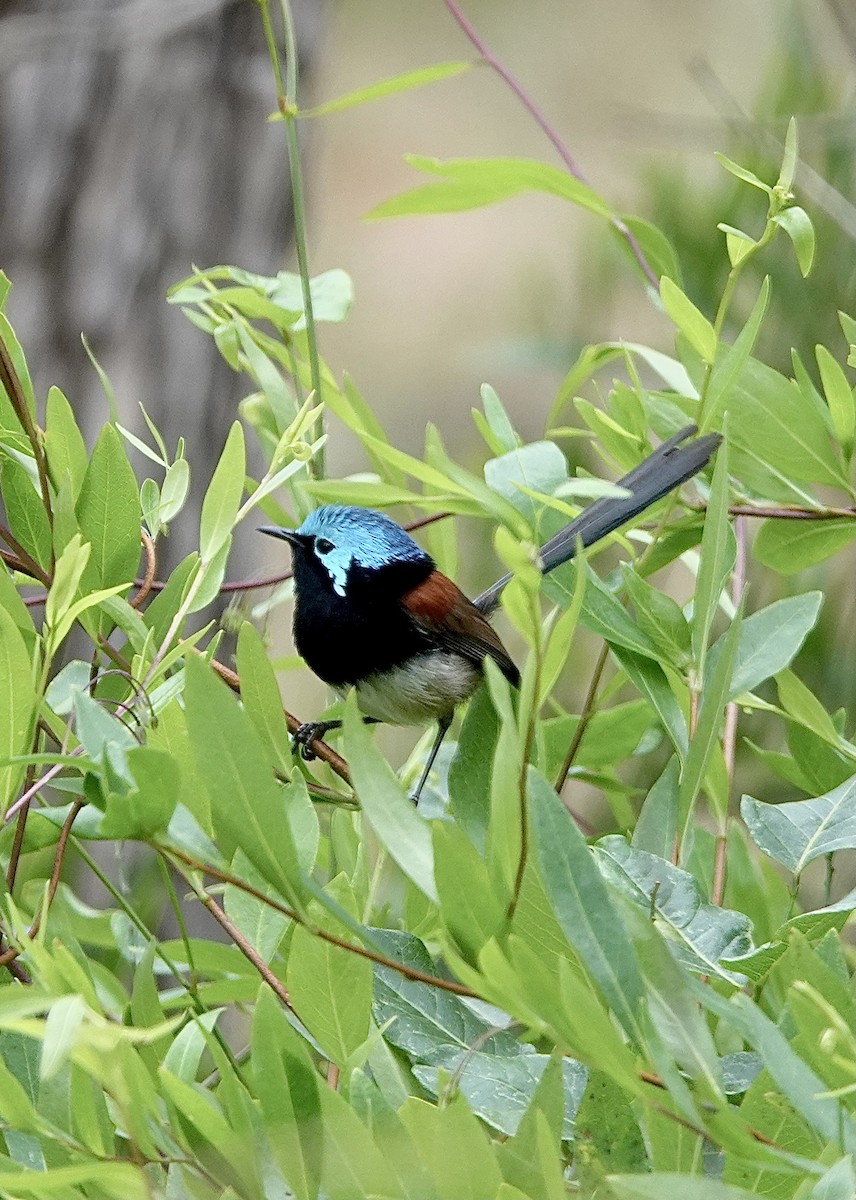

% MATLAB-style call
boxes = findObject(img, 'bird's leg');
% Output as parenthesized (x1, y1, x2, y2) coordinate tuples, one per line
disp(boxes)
(294, 717, 380, 761)
(411, 712, 453, 806)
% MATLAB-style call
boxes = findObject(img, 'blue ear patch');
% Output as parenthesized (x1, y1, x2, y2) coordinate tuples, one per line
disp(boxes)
(298, 506, 431, 595)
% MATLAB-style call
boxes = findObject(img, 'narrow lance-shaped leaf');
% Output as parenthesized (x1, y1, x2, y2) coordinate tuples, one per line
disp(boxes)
(680, 601, 742, 829)
(286, 877, 372, 1069)
(529, 768, 645, 1039)
(660, 277, 717, 365)
(182, 654, 306, 911)
(367, 156, 613, 221)
(199, 420, 245, 562)
(1, 457, 52, 572)
(342, 693, 438, 903)
(0, 604, 38, 815)
(302, 61, 471, 117)
(815, 344, 854, 460)
(691, 433, 734, 676)
(76, 422, 142, 590)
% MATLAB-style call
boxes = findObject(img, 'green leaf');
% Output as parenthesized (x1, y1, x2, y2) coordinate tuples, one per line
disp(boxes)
(597, 837, 752, 982)
(1, 457, 52, 572)
(372, 928, 585, 1136)
(433, 821, 507, 959)
(448, 685, 498, 854)
(719, 357, 848, 495)
(183, 654, 305, 910)
(497, 1057, 567, 1199)
(0, 312, 36, 418)
(542, 702, 651, 779)
(691, 434, 734, 676)
(575, 1071, 648, 1190)
(715, 153, 772, 194)
(0, 1160, 148, 1198)
(41, 994, 88, 1079)
(303, 60, 471, 116)
(810, 1158, 856, 1200)
(0, 603, 38, 814)
(529, 769, 644, 1037)
(708, 592, 822, 700)
(161, 1011, 223, 1082)
(547, 564, 662, 661)
(223, 848, 289, 963)
(484, 441, 569, 527)
(367, 156, 613, 221)
(103, 746, 178, 839)
(0, 558, 35, 642)
(754, 517, 856, 574)
(399, 1095, 503, 1198)
(236, 621, 293, 776)
(774, 205, 816, 276)
(342, 694, 437, 903)
(696, 986, 856, 1154)
(611, 646, 688, 759)
(480, 383, 520, 453)
(632, 758, 679, 858)
(742, 773, 856, 874)
(777, 116, 798, 191)
(701, 277, 770, 433)
(286, 878, 372, 1068)
(199, 420, 245, 562)
(680, 603, 742, 825)
(76, 423, 142, 592)
(44, 386, 88, 496)
(621, 567, 691, 670)
(660, 278, 717, 365)
(815, 344, 854, 458)
(413, 1055, 586, 1142)
(159, 457, 191, 525)
(609, 1176, 758, 1200)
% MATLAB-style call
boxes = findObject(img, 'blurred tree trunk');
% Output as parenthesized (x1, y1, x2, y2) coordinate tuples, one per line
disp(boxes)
(0, 0, 325, 573)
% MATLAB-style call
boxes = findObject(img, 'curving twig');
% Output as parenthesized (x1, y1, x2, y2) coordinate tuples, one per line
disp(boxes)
(130, 530, 157, 608)
(168, 848, 479, 998)
(442, 0, 659, 287)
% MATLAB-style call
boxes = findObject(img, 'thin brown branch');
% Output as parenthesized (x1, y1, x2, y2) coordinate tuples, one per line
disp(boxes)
(167, 848, 480, 998)
(46, 800, 84, 909)
(0, 525, 51, 587)
(702, 502, 856, 521)
(130, 530, 157, 609)
(209, 655, 352, 786)
(442, 1, 658, 287)
(639, 1070, 778, 1147)
(6, 761, 36, 892)
(0, 799, 83, 976)
(197, 890, 295, 1012)
(555, 642, 609, 805)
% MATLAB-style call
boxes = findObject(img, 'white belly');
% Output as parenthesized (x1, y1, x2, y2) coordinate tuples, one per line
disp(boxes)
(353, 652, 481, 726)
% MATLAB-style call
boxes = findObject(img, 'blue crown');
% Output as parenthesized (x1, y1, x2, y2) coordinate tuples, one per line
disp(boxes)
(298, 506, 431, 571)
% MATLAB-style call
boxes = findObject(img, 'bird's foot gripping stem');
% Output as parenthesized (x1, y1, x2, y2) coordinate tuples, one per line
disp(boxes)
(293, 720, 342, 761)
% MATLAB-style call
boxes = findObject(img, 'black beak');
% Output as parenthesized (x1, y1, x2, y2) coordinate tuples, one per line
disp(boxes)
(258, 526, 303, 548)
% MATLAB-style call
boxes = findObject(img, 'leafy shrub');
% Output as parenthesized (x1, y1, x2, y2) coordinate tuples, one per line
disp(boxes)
(0, 8, 855, 1199)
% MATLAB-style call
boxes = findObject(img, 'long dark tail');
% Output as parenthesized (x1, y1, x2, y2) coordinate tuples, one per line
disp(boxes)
(474, 424, 721, 615)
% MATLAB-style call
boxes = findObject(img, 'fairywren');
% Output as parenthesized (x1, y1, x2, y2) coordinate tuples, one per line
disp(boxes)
(261, 424, 720, 801)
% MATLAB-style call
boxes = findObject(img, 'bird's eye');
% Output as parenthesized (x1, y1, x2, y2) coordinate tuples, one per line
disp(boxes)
(316, 537, 335, 555)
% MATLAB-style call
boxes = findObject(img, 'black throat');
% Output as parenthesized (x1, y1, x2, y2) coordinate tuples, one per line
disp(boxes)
(291, 553, 436, 686)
